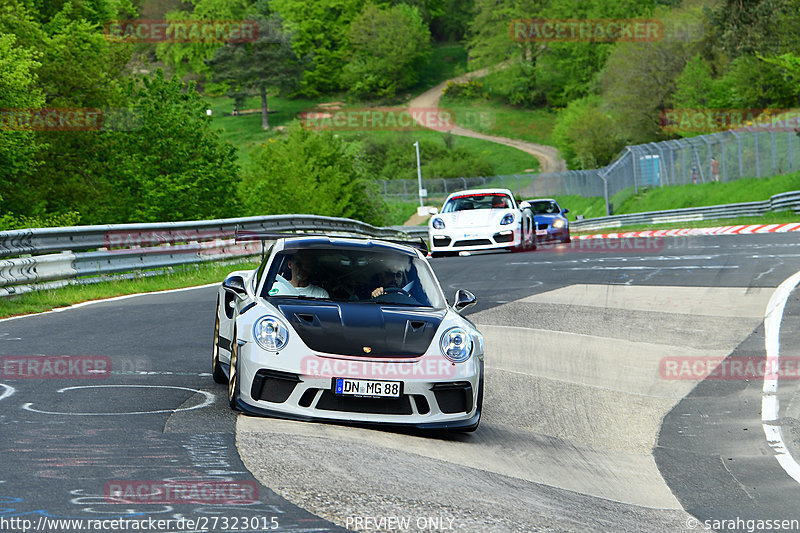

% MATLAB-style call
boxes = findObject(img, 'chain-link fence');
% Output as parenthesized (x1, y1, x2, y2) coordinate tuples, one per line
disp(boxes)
(376, 123, 800, 214)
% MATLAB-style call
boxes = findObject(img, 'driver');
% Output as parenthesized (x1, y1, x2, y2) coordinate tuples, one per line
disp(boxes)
(270, 251, 329, 298)
(371, 268, 405, 298)
(492, 196, 509, 209)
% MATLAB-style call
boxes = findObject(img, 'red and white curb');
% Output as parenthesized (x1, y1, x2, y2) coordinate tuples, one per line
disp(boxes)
(575, 222, 800, 240)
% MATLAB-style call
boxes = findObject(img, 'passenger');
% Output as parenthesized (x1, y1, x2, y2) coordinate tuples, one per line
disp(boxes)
(270, 252, 329, 298)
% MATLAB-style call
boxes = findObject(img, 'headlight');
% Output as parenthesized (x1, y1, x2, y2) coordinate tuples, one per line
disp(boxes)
(432, 218, 445, 229)
(253, 316, 289, 352)
(552, 219, 565, 229)
(440, 327, 473, 363)
(500, 213, 514, 225)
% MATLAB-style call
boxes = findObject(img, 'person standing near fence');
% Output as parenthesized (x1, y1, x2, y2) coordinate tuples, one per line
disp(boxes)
(711, 157, 720, 182)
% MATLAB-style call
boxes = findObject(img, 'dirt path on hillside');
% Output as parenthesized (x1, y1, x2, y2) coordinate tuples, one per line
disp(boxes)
(408, 66, 567, 173)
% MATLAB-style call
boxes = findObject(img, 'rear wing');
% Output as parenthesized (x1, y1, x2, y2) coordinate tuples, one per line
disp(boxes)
(233, 228, 429, 256)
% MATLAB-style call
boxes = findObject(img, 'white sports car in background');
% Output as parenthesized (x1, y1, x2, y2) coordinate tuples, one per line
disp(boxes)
(428, 188, 535, 257)
(212, 235, 484, 431)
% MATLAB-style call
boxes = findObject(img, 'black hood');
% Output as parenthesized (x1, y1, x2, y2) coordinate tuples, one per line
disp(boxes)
(272, 299, 445, 357)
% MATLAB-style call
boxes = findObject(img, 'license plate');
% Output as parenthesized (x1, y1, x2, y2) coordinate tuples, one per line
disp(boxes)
(334, 378, 401, 398)
(536, 230, 548, 236)
(462, 232, 480, 239)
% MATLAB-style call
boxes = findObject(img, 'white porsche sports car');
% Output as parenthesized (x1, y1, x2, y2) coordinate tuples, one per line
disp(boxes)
(212, 234, 484, 431)
(428, 188, 535, 257)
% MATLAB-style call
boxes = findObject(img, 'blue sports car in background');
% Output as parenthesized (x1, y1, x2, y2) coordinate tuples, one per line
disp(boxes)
(525, 198, 571, 244)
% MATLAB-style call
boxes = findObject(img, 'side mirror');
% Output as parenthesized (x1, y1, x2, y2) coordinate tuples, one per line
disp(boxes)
(453, 289, 476, 312)
(429, 207, 439, 215)
(519, 201, 530, 210)
(563, 208, 570, 214)
(222, 275, 247, 297)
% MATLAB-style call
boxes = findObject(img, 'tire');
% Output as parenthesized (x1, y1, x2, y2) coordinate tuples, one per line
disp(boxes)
(562, 235, 571, 244)
(227, 326, 241, 410)
(212, 298, 227, 384)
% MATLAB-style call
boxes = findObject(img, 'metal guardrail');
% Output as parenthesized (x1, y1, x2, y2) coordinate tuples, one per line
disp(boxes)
(570, 190, 800, 231)
(2, 191, 797, 296)
(0, 215, 420, 297)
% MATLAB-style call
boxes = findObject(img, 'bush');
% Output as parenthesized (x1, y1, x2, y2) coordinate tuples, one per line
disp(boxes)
(240, 123, 387, 226)
(442, 79, 487, 100)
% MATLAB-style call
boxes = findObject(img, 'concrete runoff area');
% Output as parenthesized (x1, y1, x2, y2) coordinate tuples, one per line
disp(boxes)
(237, 284, 773, 531)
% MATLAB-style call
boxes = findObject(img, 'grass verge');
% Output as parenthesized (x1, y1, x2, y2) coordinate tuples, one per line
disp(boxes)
(439, 96, 557, 148)
(0, 260, 260, 320)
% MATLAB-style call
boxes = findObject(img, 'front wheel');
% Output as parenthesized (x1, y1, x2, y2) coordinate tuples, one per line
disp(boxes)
(227, 327, 241, 410)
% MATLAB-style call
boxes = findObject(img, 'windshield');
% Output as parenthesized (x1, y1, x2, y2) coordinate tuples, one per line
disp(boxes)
(262, 248, 446, 308)
(529, 200, 561, 215)
(442, 193, 513, 212)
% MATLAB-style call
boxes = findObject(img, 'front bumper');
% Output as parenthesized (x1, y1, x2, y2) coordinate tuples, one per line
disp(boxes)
(429, 226, 521, 253)
(236, 344, 483, 429)
(535, 224, 570, 242)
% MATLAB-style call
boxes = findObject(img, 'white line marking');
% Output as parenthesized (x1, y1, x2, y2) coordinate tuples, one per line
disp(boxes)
(22, 384, 215, 416)
(0, 383, 15, 401)
(563, 265, 738, 271)
(762, 269, 800, 483)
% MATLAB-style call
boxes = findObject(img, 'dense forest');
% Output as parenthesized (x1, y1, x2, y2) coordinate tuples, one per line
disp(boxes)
(2, 0, 799, 229)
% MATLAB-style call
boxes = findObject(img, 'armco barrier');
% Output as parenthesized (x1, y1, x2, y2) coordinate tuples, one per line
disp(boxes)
(570, 190, 800, 231)
(0, 215, 420, 297)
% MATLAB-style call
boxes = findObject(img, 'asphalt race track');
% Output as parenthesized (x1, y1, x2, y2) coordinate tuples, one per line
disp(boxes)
(1, 233, 799, 532)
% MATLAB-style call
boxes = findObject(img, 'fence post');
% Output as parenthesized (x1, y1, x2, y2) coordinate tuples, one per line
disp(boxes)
(770, 130, 777, 173)
(402, 179, 408, 201)
(789, 130, 794, 172)
(681, 144, 687, 184)
(514, 174, 521, 196)
(730, 131, 744, 178)
(598, 170, 610, 216)
(461, 177, 467, 190)
(441, 178, 447, 197)
(702, 136, 712, 182)
(630, 147, 639, 194)
(753, 130, 761, 178)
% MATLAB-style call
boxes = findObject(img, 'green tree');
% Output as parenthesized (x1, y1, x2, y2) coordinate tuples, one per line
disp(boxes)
(206, 12, 305, 129)
(672, 54, 717, 109)
(600, 5, 706, 143)
(271, 0, 365, 93)
(429, 0, 474, 42)
(551, 96, 624, 169)
(707, 0, 800, 58)
(155, 0, 253, 77)
(0, 32, 45, 216)
(356, 133, 493, 181)
(342, 3, 431, 99)
(241, 123, 386, 225)
(102, 72, 241, 223)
